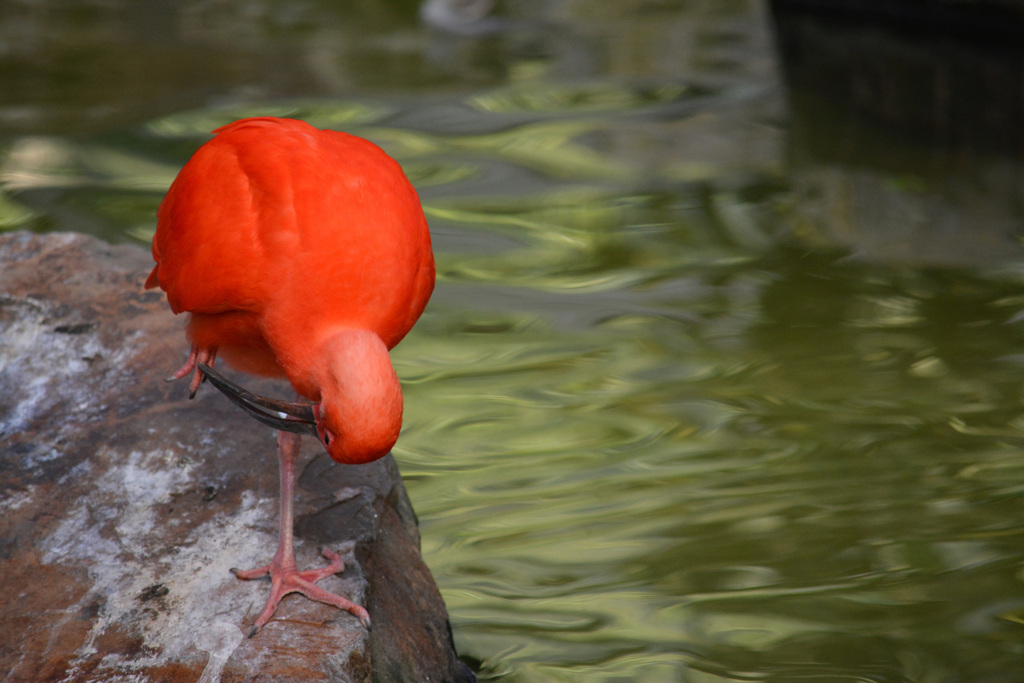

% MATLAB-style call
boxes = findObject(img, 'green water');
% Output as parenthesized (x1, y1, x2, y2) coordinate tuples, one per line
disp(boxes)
(4, 1, 1024, 680)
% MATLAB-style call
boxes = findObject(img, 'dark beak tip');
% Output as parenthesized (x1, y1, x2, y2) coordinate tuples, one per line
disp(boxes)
(195, 362, 318, 437)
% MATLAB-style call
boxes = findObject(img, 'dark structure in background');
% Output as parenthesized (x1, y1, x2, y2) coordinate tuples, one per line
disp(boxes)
(768, 0, 1024, 266)
(770, 0, 1024, 164)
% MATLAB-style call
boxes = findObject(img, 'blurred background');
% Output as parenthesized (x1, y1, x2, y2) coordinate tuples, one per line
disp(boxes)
(4, 0, 1024, 680)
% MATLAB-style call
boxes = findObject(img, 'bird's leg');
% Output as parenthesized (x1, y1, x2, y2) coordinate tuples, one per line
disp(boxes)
(166, 346, 217, 399)
(230, 430, 371, 636)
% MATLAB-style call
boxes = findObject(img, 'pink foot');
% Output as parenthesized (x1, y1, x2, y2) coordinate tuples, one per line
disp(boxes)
(231, 548, 371, 636)
(166, 346, 217, 398)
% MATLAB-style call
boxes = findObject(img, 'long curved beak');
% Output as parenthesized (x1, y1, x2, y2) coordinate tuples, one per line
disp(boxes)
(197, 363, 318, 437)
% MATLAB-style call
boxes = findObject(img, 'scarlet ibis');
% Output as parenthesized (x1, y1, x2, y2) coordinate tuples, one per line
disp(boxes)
(145, 117, 435, 635)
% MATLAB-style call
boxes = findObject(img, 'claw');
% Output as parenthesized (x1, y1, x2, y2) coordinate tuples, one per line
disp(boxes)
(166, 347, 216, 399)
(196, 363, 318, 436)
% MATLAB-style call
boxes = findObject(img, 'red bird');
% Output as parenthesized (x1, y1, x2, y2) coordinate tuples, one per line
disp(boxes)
(145, 117, 434, 634)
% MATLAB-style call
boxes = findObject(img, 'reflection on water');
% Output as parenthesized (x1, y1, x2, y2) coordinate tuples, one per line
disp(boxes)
(5, 1, 1024, 680)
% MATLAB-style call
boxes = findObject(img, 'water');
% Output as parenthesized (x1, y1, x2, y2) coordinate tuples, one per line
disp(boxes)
(4, 1, 1024, 680)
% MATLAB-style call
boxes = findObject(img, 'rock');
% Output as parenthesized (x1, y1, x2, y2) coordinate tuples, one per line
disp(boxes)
(0, 231, 475, 683)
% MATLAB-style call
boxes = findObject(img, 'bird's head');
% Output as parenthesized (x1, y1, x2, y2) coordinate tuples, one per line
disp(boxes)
(195, 329, 402, 465)
(310, 329, 403, 465)
(311, 386, 400, 465)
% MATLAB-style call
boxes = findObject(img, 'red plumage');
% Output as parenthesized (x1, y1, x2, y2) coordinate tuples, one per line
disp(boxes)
(147, 116, 434, 396)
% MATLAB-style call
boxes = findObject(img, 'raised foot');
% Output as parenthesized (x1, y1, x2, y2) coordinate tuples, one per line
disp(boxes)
(165, 346, 217, 399)
(231, 548, 371, 637)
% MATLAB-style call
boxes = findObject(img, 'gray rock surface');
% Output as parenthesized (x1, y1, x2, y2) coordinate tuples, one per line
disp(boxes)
(0, 231, 474, 682)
